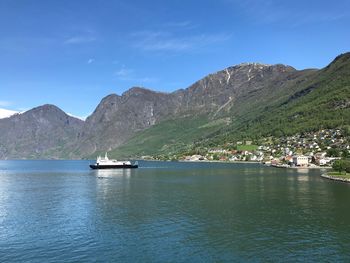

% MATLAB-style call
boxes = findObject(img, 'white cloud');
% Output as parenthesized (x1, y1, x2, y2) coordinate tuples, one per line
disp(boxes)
(67, 113, 87, 121)
(0, 108, 19, 119)
(114, 67, 134, 78)
(0, 100, 12, 107)
(64, 36, 96, 45)
(131, 30, 231, 53)
(163, 21, 196, 29)
(165, 21, 191, 27)
(18, 108, 29, 113)
(87, 58, 95, 64)
(114, 66, 158, 84)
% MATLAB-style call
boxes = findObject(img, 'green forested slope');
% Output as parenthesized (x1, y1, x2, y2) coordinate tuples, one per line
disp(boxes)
(108, 116, 229, 158)
(220, 52, 350, 140)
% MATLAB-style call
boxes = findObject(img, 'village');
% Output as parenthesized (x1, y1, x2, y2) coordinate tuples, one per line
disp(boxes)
(182, 128, 350, 168)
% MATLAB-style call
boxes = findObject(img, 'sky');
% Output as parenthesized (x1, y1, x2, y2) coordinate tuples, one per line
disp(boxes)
(0, 0, 349, 119)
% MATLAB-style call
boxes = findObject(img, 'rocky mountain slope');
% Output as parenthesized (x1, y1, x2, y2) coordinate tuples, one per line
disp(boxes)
(71, 88, 182, 156)
(0, 105, 83, 159)
(72, 62, 305, 157)
(0, 52, 348, 159)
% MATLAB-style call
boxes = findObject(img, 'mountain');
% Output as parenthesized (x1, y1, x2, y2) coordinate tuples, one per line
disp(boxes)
(70, 88, 183, 156)
(0, 52, 349, 159)
(110, 53, 349, 158)
(219, 52, 350, 140)
(71, 62, 306, 158)
(0, 104, 83, 159)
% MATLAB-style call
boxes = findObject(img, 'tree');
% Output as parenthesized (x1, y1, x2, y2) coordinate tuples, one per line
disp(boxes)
(346, 165, 350, 174)
(213, 154, 219, 160)
(327, 148, 340, 157)
(332, 160, 350, 173)
(342, 150, 350, 158)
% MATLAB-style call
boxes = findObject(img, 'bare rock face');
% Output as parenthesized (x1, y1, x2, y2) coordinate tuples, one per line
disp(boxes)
(73, 87, 183, 155)
(180, 63, 297, 116)
(0, 104, 83, 159)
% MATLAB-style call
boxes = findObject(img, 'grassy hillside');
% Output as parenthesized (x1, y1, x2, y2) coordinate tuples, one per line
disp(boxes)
(108, 116, 229, 158)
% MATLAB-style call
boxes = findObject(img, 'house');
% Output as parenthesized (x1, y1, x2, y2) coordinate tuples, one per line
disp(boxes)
(250, 155, 258, 161)
(284, 156, 293, 163)
(185, 155, 205, 161)
(292, 155, 309, 166)
(229, 156, 239, 161)
(317, 158, 332, 166)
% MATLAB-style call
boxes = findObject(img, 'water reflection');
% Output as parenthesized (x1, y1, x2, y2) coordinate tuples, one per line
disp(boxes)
(295, 175, 309, 182)
(295, 168, 309, 174)
(94, 168, 132, 178)
(94, 169, 135, 202)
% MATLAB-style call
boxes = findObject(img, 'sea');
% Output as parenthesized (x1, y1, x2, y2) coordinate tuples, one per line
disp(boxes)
(0, 160, 350, 262)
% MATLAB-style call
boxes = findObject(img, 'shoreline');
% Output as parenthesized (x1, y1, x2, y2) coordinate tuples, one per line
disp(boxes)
(269, 164, 332, 170)
(321, 173, 350, 183)
(178, 160, 261, 164)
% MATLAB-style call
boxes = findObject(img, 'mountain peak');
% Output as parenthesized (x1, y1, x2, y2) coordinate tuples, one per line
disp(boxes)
(28, 104, 66, 116)
(100, 93, 120, 103)
(323, 51, 350, 72)
(122, 87, 168, 97)
(329, 52, 350, 66)
(236, 62, 271, 68)
(22, 104, 83, 123)
(230, 62, 295, 71)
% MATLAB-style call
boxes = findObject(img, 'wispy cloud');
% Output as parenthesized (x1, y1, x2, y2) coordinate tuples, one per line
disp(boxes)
(131, 30, 231, 53)
(0, 100, 13, 107)
(63, 36, 96, 45)
(87, 58, 95, 64)
(163, 21, 198, 30)
(114, 66, 134, 78)
(67, 113, 87, 121)
(114, 66, 158, 84)
(226, 0, 349, 26)
(18, 108, 29, 113)
(290, 12, 347, 27)
(165, 21, 192, 27)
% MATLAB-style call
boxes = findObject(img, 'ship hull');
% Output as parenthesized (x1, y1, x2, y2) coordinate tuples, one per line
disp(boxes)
(89, 164, 138, 169)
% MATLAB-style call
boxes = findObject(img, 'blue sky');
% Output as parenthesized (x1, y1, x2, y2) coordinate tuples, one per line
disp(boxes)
(0, 0, 349, 118)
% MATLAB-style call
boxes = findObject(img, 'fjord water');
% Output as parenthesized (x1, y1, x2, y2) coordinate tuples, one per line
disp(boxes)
(0, 161, 350, 262)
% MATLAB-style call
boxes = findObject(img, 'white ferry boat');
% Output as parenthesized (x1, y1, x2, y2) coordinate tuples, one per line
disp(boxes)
(89, 152, 138, 169)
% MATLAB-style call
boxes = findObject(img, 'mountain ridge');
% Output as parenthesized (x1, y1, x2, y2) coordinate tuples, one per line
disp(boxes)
(0, 52, 349, 159)
(0, 104, 84, 159)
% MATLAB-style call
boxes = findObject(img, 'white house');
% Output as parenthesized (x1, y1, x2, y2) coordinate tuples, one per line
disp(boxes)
(292, 155, 309, 166)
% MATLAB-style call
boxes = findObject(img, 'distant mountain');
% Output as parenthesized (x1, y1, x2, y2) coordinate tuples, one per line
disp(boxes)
(70, 88, 182, 155)
(0, 52, 349, 159)
(0, 105, 83, 159)
(0, 108, 19, 119)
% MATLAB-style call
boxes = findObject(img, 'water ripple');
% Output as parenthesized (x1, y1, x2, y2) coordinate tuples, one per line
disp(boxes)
(0, 160, 350, 262)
